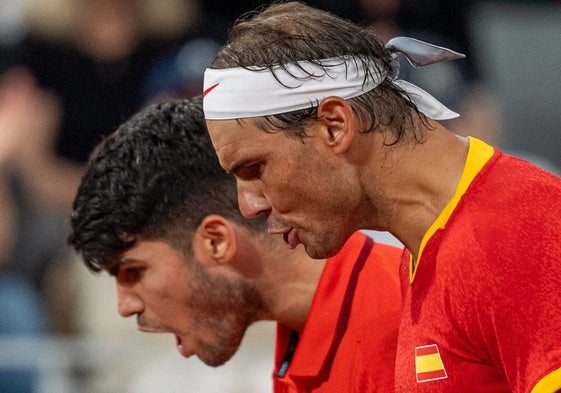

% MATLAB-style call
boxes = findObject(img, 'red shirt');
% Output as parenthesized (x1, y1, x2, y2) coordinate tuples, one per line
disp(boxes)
(273, 231, 403, 392)
(396, 138, 561, 392)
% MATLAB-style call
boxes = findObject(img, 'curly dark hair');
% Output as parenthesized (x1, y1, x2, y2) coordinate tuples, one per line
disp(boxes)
(211, 1, 424, 143)
(68, 96, 265, 273)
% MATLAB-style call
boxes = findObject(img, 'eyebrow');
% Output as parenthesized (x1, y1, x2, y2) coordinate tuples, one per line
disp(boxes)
(107, 257, 141, 276)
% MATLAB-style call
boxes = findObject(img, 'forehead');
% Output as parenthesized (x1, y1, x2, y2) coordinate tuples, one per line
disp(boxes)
(206, 119, 281, 169)
(207, 119, 266, 149)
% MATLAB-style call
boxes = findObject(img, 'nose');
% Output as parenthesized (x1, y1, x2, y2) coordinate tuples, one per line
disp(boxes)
(237, 180, 271, 219)
(116, 283, 144, 318)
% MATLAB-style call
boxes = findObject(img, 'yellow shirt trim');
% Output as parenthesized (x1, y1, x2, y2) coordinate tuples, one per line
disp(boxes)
(410, 137, 494, 283)
(531, 366, 561, 393)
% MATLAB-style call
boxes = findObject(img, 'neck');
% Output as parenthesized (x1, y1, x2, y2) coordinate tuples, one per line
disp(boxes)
(361, 120, 469, 258)
(258, 243, 325, 332)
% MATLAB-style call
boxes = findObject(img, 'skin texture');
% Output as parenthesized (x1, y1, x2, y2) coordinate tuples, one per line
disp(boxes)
(204, 1, 471, 261)
(207, 98, 375, 259)
(208, 96, 469, 260)
(113, 214, 323, 367)
(116, 225, 261, 366)
(67, 98, 325, 367)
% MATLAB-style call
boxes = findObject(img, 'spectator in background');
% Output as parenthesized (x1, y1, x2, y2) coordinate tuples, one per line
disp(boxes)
(142, 36, 222, 103)
(0, 3, 197, 388)
(0, 66, 48, 393)
(197, 0, 360, 44)
(0, 0, 197, 332)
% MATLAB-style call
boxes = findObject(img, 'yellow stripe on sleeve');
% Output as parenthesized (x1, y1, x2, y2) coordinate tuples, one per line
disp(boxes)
(531, 366, 561, 393)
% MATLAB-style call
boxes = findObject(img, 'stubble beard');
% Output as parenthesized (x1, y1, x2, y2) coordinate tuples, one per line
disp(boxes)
(189, 264, 265, 367)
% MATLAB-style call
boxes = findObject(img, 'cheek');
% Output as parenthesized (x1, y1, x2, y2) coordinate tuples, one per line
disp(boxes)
(263, 175, 304, 210)
(150, 287, 188, 318)
(146, 273, 192, 317)
(266, 153, 317, 191)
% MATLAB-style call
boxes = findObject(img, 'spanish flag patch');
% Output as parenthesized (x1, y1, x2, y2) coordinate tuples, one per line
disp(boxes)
(415, 344, 448, 383)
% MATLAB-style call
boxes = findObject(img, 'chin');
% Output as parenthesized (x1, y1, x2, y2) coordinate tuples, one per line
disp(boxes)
(197, 342, 239, 368)
(304, 234, 349, 259)
(199, 352, 233, 368)
(304, 244, 337, 260)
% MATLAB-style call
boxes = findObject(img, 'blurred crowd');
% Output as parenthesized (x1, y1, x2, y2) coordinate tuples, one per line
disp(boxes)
(0, 0, 559, 392)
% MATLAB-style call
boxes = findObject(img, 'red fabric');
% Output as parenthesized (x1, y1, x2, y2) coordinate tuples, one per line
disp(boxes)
(273, 231, 403, 392)
(396, 148, 561, 392)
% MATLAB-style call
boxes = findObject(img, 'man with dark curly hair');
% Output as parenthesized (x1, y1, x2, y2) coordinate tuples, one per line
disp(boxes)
(203, 2, 561, 392)
(67, 96, 403, 392)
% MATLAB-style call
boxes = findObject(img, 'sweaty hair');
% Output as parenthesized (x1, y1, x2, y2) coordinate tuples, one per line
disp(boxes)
(68, 96, 266, 273)
(212, 1, 423, 142)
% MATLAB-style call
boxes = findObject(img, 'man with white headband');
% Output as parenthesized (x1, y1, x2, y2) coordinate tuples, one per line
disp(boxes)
(203, 2, 561, 392)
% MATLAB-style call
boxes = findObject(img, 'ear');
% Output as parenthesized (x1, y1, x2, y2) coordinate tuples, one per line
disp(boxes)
(192, 215, 237, 266)
(316, 96, 356, 154)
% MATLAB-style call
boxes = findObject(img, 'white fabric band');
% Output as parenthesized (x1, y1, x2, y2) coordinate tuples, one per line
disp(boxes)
(203, 37, 464, 121)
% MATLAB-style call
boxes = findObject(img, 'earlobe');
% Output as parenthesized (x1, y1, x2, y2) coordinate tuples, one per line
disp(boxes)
(317, 96, 355, 154)
(194, 215, 236, 265)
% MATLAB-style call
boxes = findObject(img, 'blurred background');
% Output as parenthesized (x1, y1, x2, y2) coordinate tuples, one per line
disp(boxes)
(0, 0, 559, 392)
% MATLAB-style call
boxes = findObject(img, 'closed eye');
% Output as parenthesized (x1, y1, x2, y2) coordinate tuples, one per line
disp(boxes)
(115, 266, 144, 285)
(236, 163, 262, 181)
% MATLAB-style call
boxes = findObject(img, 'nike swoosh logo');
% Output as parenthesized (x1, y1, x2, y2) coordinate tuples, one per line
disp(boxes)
(203, 83, 219, 97)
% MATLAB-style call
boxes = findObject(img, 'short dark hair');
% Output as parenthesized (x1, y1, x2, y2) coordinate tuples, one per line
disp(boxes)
(212, 1, 423, 143)
(68, 96, 265, 272)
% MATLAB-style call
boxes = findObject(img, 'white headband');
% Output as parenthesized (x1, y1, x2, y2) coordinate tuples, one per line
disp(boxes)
(203, 37, 465, 121)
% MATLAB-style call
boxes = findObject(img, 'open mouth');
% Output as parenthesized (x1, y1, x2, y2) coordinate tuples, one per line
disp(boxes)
(175, 335, 193, 358)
